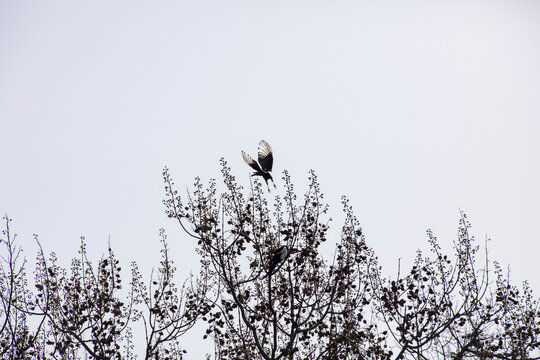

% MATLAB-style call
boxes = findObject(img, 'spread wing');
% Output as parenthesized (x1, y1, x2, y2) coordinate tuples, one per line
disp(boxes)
(242, 151, 262, 172)
(258, 140, 273, 172)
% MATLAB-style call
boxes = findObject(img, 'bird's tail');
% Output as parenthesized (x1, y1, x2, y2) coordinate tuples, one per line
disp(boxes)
(262, 263, 276, 279)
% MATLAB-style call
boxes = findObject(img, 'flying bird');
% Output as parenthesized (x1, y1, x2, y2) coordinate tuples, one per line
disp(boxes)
(242, 140, 276, 191)
(262, 245, 288, 279)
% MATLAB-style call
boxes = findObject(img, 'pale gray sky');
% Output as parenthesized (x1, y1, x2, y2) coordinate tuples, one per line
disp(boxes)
(1, 0, 540, 357)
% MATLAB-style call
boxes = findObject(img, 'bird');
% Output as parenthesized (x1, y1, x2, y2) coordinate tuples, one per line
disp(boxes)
(242, 140, 276, 191)
(263, 245, 288, 279)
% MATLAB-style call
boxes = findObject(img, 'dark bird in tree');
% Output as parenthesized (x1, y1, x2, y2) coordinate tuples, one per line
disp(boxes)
(242, 140, 276, 191)
(262, 245, 288, 279)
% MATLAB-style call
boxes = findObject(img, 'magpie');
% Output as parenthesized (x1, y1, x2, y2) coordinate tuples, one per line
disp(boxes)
(242, 140, 276, 191)
(263, 245, 288, 279)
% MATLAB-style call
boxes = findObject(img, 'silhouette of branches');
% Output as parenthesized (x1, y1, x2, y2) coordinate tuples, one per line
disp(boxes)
(1, 160, 539, 359)
(163, 161, 391, 359)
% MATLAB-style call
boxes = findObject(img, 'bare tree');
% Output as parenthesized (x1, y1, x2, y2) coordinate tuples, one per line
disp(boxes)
(1, 159, 539, 359)
(131, 228, 213, 359)
(0, 215, 212, 360)
(163, 160, 539, 360)
(30, 238, 134, 359)
(371, 212, 540, 360)
(163, 161, 390, 359)
(0, 215, 46, 359)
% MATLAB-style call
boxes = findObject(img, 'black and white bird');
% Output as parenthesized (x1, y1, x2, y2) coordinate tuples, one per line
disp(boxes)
(263, 245, 288, 279)
(242, 140, 276, 191)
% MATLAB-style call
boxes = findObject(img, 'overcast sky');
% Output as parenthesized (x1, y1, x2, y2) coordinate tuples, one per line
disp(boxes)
(1, 0, 540, 357)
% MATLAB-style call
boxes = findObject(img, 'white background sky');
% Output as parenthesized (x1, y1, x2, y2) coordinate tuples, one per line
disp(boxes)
(1, 1, 540, 357)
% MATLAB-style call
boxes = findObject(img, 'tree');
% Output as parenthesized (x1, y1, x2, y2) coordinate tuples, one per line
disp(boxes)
(1, 160, 539, 359)
(162, 160, 540, 360)
(131, 228, 212, 359)
(163, 160, 390, 359)
(0, 216, 209, 359)
(0, 215, 43, 359)
(371, 214, 540, 359)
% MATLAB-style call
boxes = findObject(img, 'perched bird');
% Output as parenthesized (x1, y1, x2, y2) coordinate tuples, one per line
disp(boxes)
(263, 245, 288, 279)
(242, 140, 276, 191)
